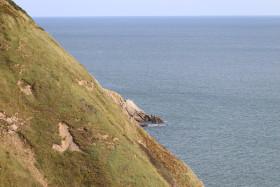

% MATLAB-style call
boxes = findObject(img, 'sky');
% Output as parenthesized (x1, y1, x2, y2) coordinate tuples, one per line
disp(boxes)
(13, 0, 280, 17)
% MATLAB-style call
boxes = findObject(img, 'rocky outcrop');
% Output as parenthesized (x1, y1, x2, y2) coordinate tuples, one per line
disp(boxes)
(151, 115, 164, 124)
(140, 124, 149, 127)
(104, 89, 164, 124)
(122, 99, 151, 122)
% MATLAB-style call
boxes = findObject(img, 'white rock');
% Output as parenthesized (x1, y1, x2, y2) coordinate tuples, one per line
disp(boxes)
(9, 124, 18, 131)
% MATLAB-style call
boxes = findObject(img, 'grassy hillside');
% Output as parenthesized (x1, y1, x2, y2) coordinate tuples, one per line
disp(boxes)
(0, 0, 204, 186)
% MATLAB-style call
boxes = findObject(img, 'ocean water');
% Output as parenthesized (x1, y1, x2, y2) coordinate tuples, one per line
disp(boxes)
(35, 17, 280, 186)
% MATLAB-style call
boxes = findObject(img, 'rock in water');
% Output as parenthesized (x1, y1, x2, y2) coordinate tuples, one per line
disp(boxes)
(151, 115, 164, 124)
(140, 124, 149, 127)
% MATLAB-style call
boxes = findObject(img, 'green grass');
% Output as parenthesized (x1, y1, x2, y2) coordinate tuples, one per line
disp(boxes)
(0, 1, 203, 186)
(0, 147, 42, 187)
(5, 0, 28, 15)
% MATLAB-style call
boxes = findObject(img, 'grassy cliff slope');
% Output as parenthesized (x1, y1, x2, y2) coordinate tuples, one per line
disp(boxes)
(0, 1, 204, 186)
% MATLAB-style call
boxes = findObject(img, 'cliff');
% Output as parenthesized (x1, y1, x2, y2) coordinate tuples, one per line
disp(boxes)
(0, 0, 203, 186)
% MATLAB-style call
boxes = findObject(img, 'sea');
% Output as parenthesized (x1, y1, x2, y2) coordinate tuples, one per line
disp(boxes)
(35, 17, 280, 187)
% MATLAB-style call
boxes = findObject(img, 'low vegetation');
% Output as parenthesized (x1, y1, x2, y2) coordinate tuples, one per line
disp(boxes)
(0, 0, 203, 186)
(5, 0, 28, 15)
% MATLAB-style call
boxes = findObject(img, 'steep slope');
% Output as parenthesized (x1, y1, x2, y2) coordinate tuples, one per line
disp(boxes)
(0, 1, 204, 186)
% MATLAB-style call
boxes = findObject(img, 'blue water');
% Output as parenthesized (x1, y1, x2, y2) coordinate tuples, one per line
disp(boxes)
(35, 17, 280, 186)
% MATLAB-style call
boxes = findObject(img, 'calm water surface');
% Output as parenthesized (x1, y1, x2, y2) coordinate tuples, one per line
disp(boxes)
(35, 17, 280, 186)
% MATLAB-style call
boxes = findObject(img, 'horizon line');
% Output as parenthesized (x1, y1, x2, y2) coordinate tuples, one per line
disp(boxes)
(32, 15, 280, 18)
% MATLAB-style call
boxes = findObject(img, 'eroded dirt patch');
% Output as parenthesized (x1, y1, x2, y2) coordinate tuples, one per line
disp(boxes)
(76, 79, 95, 91)
(0, 133, 48, 187)
(17, 41, 24, 51)
(16, 64, 33, 96)
(52, 122, 81, 153)
(0, 111, 47, 186)
(0, 43, 11, 51)
(17, 80, 32, 95)
(0, 111, 25, 133)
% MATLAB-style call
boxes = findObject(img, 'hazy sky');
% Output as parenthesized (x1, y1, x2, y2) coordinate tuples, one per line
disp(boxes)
(14, 0, 280, 17)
